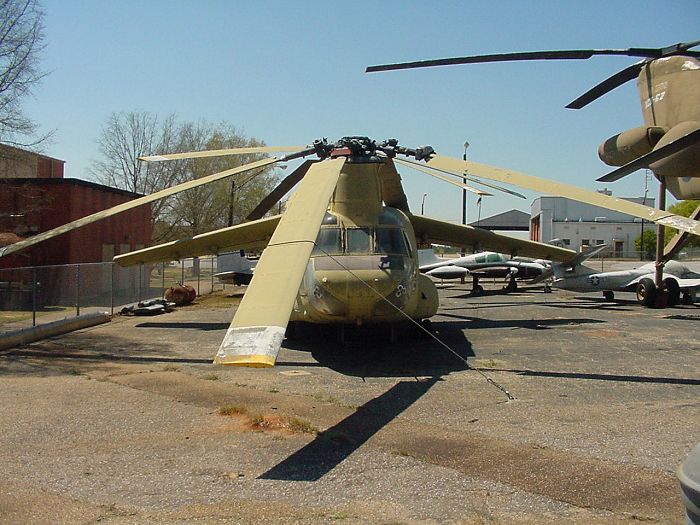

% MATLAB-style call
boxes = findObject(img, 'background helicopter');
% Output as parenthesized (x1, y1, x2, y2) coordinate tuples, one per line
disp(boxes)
(2, 136, 699, 366)
(367, 40, 700, 306)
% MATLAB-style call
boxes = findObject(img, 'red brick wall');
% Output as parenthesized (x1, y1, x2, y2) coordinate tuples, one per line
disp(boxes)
(0, 180, 151, 268)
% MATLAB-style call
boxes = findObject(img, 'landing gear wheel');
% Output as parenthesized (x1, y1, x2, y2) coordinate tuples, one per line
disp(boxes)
(682, 292, 693, 305)
(664, 278, 681, 306)
(472, 284, 484, 295)
(636, 278, 657, 307)
(505, 279, 518, 292)
(603, 290, 615, 301)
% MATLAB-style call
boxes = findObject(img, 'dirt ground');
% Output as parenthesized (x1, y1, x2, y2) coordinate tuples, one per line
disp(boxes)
(0, 282, 698, 524)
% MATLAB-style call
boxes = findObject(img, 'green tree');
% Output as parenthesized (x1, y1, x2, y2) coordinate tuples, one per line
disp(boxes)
(665, 200, 700, 248)
(634, 229, 656, 260)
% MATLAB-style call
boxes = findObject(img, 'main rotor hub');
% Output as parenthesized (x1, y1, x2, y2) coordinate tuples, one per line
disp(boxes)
(310, 137, 435, 162)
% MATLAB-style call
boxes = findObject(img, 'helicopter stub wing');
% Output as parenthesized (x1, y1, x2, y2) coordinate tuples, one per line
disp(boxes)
(410, 215, 575, 261)
(0, 156, 280, 259)
(425, 155, 700, 237)
(214, 157, 346, 368)
(113, 215, 281, 266)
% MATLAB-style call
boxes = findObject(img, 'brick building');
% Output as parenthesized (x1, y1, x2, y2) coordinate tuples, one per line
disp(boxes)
(0, 145, 151, 269)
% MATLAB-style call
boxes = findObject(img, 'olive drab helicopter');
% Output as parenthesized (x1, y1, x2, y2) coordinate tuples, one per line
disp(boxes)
(2, 136, 699, 367)
(367, 40, 700, 306)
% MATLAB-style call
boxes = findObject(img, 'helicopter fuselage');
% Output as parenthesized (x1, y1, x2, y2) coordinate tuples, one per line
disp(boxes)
(290, 158, 438, 325)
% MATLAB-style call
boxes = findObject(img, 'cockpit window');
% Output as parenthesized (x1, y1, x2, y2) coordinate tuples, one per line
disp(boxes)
(322, 212, 338, 225)
(487, 253, 503, 263)
(312, 227, 342, 255)
(374, 227, 408, 255)
(346, 228, 371, 253)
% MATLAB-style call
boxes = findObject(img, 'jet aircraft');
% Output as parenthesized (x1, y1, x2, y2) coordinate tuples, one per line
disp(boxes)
(418, 249, 549, 293)
(550, 246, 700, 305)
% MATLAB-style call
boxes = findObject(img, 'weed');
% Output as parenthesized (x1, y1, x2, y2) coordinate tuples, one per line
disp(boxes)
(287, 417, 318, 435)
(218, 405, 248, 416)
(163, 365, 180, 372)
(204, 374, 219, 381)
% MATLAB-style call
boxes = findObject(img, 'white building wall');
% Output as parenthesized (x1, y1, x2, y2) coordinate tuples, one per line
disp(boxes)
(531, 196, 657, 255)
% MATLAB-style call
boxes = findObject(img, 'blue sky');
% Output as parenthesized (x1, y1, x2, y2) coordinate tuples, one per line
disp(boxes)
(23, 0, 699, 223)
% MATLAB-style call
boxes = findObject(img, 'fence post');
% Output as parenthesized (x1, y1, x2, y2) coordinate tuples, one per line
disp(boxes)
(32, 267, 37, 327)
(138, 263, 143, 302)
(211, 256, 215, 293)
(181, 260, 184, 285)
(75, 265, 80, 317)
(161, 262, 165, 297)
(110, 262, 115, 316)
(196, 257, 200, 296)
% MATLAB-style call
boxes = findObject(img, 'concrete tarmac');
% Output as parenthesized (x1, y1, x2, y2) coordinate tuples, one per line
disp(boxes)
(0, 283, 698, 524)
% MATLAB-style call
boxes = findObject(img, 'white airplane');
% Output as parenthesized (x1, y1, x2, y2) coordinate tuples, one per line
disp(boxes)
(418, 248, 550, 294)
(215, 250, 256, 285)
(550, 246, 700, 305)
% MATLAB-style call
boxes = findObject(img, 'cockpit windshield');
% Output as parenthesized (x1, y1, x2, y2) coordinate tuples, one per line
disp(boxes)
(312, 226, 409, 256)
(346, 228, 371, 253)
(312, 227, 342, 256)
(374, 227, 408, 255)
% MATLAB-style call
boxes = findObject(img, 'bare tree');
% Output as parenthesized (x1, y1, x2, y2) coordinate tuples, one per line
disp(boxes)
(91, 113, 279, 243)
(0, 0, 47, 147)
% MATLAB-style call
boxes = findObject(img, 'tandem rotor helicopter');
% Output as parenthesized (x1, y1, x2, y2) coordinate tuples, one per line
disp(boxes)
(367, 39, 700, 306)
(2, 133, 699, 367)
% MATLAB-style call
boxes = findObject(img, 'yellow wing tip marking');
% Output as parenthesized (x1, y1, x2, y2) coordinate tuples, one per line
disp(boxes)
(213, 354, 276, 367)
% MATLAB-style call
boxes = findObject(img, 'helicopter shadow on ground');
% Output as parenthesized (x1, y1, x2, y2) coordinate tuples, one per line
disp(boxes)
(263, 322, 474, 482)
(281, 321, 474, 378)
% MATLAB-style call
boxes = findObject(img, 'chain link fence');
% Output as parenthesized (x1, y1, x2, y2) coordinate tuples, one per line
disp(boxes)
(0, 257, 219, 335)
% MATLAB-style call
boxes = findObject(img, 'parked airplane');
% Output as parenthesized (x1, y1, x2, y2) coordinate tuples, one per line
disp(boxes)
(418, 248, 550, 293)
(215, 250, 256, 285)
(550, 246, 700, 305)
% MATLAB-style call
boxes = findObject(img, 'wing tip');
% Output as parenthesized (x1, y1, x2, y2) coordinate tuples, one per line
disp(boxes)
(213, 354, 276, 368)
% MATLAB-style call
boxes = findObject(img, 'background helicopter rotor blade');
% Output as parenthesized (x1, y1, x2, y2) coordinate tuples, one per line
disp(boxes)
(367, 40, 700, 107)
(566, 62, 645, 109)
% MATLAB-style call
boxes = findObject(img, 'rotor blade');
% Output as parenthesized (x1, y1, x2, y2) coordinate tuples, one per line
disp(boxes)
(246, 160, 313, 221)
(597, 128, 700, 182)
(393, 158, 491, 196)
(0, 157, 280, 258)
(367, 42, 700, 73)
(367, 49, 669, 73)
(214, 157, 346, 368)
(397, 157, 525, 199)
(114, 215, 281, 267)
(426, 154, 700, 237)
(566, 62, 645, 109)
(139, 146, 305, 162)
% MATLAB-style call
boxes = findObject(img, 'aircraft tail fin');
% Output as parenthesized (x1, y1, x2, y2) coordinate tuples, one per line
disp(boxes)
(551, 244, 607, 279)
(417, 248, 442, 267)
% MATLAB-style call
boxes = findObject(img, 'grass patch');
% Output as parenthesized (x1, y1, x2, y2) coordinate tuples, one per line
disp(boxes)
(204, 374, 219, 381)
(477, 358, 499, 369)
(162, 365, 180, 372)
(218, 404, 249, 416)
(286, 417, 318, 435)
(191, 291, 243, 309)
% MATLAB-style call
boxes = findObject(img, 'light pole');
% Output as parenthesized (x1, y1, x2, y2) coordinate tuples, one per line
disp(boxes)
(421, 193, 428, 215)
(462, 141, 470, 225)
(461, 142, 470, 257)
